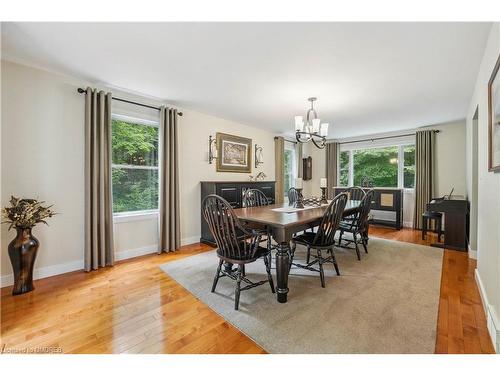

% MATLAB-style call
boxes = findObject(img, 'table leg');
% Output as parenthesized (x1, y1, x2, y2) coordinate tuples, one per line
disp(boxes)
(275, 241, 290, 303)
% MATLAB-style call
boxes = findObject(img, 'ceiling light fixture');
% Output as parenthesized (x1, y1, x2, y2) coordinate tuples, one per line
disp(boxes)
(294, 97, 328, 149)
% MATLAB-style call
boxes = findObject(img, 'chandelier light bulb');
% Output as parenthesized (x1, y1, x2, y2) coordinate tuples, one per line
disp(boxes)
(312, 118, 321, 133)
(320, 123, 329, 137)
(295, 116, 304, 132)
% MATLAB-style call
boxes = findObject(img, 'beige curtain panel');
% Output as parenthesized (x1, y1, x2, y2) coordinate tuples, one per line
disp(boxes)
(158, 107, 181, 253)
(274, 136, 285, 204)
(413, 130, 436, 229)
(326, 142, 339, 199)
(296, 142, 303, 178)
(84, 87, 114, 272)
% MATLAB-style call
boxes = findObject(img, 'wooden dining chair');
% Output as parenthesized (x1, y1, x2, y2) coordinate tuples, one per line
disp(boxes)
(202, 194, 275, 310)
(338, 189, 375, 260)
(242, 188, 270, 207)
(289, 193, 348, 288)
(347, 186, 366, 201)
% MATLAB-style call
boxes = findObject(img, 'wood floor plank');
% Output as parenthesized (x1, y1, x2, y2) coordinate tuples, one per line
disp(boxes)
(0, 228, 494, 354)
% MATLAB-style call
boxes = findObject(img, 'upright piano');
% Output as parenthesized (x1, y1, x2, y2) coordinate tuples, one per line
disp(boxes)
(426, 196, 469, 251)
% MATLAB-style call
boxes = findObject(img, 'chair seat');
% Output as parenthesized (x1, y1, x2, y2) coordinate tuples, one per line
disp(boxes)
(293, 231, 317, 245)
(423, 211, 442, 219)
(217, 244, 270, 264)
(339, 220, 358, 232)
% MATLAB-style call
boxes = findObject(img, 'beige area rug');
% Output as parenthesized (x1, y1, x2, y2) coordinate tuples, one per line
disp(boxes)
(160, 237, 443, 353)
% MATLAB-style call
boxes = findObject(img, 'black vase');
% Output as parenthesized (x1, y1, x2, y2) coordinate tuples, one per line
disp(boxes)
(8, 227, 39, 295)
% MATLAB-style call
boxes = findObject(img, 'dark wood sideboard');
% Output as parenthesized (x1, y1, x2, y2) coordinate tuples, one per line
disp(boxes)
(200, 181, 276, 246)
(333, 187, 404, 229)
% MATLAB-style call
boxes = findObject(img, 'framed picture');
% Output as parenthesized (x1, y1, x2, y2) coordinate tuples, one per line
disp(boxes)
(216, 132, 252, 173)
(488, 53, 500, 172)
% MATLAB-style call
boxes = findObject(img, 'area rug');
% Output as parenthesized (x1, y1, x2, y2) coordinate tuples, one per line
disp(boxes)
(160, 237, 443, 353)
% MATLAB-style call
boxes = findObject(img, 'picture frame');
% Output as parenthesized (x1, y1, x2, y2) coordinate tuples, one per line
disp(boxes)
(216, 132, 252, 173)
(488, 52, 500, 173)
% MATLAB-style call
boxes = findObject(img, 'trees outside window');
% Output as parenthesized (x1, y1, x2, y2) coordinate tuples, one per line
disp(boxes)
(339, 151, 350, 186)
(284, 146, 296, 198)
(111, 118, 159, 213)
(339, 143, 415, 189)
(353, 146, 399, 187)
(403, 145, 415, 188)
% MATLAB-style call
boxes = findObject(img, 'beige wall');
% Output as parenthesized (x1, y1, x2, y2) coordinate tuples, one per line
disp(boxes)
(465, 23, 500, 352)
(1, 60, 276, 284)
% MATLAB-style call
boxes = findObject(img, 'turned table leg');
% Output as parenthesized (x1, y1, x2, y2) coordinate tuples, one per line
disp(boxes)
(275, 241, 290, 303)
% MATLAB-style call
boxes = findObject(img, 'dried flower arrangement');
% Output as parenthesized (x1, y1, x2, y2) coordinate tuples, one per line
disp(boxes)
(2, 196, 56, 230)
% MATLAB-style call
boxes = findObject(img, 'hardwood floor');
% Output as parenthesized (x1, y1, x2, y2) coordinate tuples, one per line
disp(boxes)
(1, 227, 494, 354)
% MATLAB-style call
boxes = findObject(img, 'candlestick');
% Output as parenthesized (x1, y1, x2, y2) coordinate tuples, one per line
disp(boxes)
(320, 187, 328, 204)
(295, 177, 303, 189)
(294, 188, 305, 209)
(320, 177, 327, 188)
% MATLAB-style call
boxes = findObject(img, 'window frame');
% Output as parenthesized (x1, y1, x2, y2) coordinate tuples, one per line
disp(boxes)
(111, 114, 161, 219)
(338, 140, 415, 191)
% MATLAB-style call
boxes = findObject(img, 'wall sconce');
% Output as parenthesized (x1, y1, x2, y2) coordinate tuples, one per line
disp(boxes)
(208, 135, 217, 164)
(255, 144, 263, 168)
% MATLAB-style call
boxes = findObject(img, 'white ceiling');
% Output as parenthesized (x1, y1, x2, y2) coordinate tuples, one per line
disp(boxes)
(1, 22, 492, 138)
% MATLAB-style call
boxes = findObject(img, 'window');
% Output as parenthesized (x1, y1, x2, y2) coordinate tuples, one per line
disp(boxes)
(283, 143, 297, 198)
(338, 143, 415, 189)
(353, 146, 399, 187)
(403, 145, 415, 188)
(111, 117, 159, 214)
(339, 151, 350, 187)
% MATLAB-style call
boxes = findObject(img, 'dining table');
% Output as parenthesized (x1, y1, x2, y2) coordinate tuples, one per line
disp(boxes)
(233, 199, 361, 303)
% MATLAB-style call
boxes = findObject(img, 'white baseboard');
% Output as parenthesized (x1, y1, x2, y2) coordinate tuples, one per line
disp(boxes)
(468, 244, 477, 259)
(403, 221, 413, 228)
(114, 244, 158, 261)
(1, 237, 204, 288)
(475, 268, 499, 353)
(181, 235, 201, 246)
(0, 259, 84, 288)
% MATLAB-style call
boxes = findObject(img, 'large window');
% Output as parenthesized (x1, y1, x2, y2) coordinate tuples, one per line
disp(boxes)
(339, 151, 350, 187)
(111, 117, 159, 214)
(283, 143, 297, 198)
(338, 143, 415, 189)
(353, 146, 399, 187)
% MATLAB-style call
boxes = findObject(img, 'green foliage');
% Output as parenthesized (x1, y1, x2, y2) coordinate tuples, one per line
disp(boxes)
(353, 146, 399, 187)
(339, 151, 349, 186)
(284, 149, 294, 196)
(111, 120, 159, 213)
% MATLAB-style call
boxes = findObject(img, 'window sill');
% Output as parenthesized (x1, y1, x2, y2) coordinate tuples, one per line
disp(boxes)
(113, 211, 159, 223)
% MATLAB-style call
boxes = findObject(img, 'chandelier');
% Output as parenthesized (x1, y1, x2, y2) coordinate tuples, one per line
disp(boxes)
(294, 97, 329, 149)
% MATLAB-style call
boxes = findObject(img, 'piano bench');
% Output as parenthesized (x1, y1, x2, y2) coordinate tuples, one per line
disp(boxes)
(422, 211, 443, 241)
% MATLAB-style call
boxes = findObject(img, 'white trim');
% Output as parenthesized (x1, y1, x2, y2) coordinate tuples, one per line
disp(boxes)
(113, 210, 159, 223)
(112, 164, 158, 170)
(0, 259, 84, 287)
(111, 113, 159, 127)
(181, 236, 201, 246)
(468, 244, 477, 259)
(475, 269, 499, 353)
(403, 221, 413, 228)
(115, 244, 158, 261)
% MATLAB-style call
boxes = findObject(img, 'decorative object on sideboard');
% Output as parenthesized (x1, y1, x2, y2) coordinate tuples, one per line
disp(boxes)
(487, 52, 500, 172)
(2, 196, 56, 295)
(361, 176, 374, 188)
(216, 132, 252, 173)
(208, 134, 217, 164)
(255, 171, 267, 181)
(302, 156, 312, 180)
(254, 144, 264, 168)
(294, 97, 329, 149)
(320, 177, 328, 204)
(294, 178, 305, 208)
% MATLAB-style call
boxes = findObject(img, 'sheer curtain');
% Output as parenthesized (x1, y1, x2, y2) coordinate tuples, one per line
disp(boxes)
(84, 87, 114, 271)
